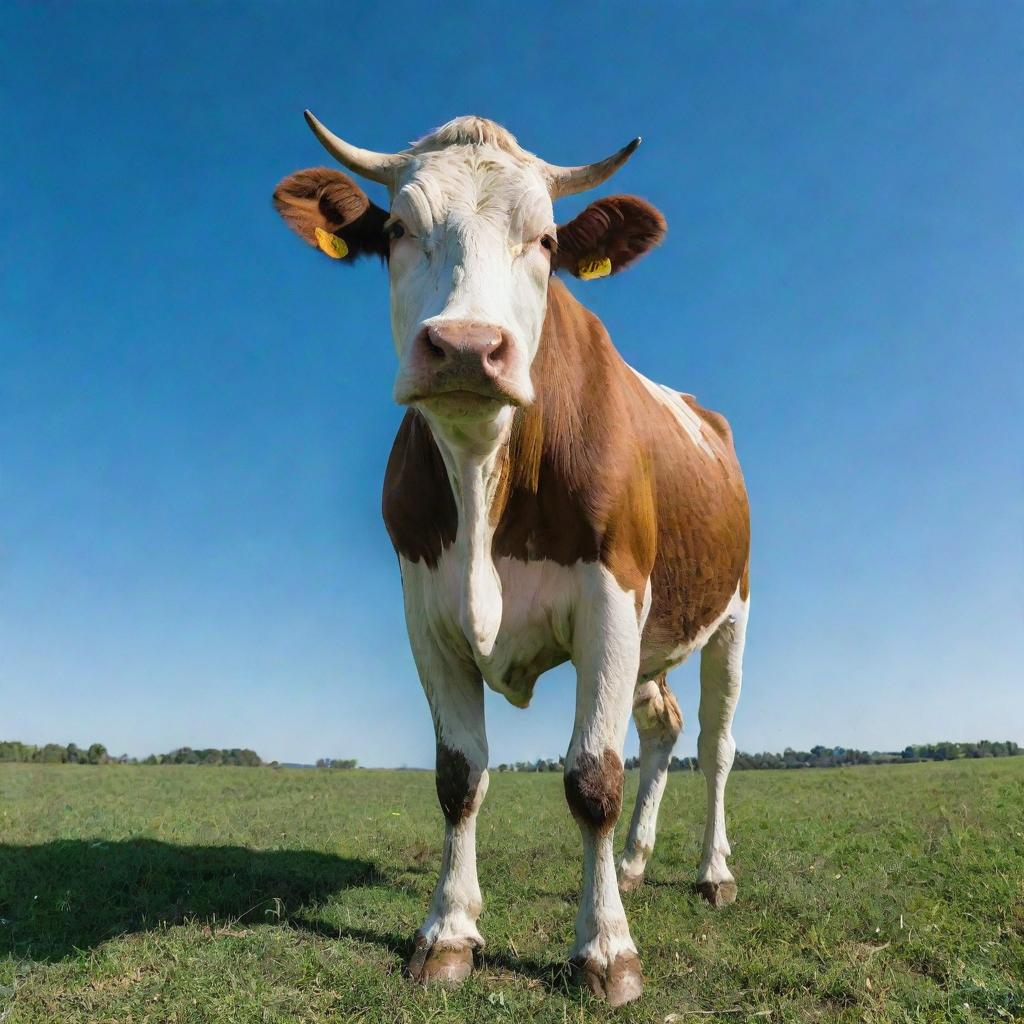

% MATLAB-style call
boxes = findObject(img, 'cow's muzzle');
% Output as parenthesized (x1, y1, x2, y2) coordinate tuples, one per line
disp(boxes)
(394, 320, 531, 413)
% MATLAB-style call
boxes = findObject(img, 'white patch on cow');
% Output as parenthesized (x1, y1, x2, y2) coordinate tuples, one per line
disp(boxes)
(400, 578, 490, 952)
(418, 769, 489, 950)
(401, 545, 578, 706)
(566, 564, 643, 968)
(629, 366, 714, 457)
(423, 410, 514, 658)
(697, 592, 748, 891)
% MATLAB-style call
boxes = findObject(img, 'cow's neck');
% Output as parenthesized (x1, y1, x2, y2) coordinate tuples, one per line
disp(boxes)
(423, 408, 514, 659)
(409, 281, 618, 659)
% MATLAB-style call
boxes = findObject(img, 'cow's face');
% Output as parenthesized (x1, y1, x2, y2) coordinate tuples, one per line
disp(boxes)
(275, 116, 665, 426)
(385, 145, 555, 418)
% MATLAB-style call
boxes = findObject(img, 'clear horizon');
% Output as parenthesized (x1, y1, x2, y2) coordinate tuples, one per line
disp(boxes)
(2, 3, 1022, 768)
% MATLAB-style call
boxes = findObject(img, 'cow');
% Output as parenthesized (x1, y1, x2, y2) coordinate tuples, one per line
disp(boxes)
(273, 112, 750, 1006)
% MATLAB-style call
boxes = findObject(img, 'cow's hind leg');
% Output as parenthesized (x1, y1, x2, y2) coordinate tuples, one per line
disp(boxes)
(563, 566, 645, 1007)
(404, 635, 489, 987)
(696, 596, 748, 908)
(617, 674, 682, 892)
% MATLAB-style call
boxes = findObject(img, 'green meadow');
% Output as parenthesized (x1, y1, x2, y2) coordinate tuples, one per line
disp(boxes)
(1, 758, 1021, 1023)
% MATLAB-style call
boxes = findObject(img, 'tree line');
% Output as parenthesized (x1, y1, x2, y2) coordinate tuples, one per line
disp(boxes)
(0, 741, 263, 767)
(496, 740, 1022, 773)
(3, 739, 1019, 771)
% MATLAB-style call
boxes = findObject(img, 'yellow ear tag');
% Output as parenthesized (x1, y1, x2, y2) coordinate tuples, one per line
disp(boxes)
(315, 227, 349, 259)
(578, 256, 612, 280)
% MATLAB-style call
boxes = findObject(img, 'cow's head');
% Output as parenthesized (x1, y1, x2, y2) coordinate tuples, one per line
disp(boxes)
(274, 114, 665, 425)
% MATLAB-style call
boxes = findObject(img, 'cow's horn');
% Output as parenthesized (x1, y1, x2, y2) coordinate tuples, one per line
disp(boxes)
(543, 137, 642, 199)
(304, 110, 405, 186)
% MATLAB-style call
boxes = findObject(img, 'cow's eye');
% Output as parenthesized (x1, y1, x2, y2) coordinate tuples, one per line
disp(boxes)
(388, 222, 406, 241)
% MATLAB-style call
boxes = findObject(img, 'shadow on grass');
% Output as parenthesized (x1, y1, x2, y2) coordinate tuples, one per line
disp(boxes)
(0, 839, 379, 962)
(0, 840, 574, 994)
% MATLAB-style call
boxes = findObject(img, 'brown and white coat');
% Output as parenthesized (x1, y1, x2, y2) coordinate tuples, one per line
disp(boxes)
(274, 114, 750, 1007)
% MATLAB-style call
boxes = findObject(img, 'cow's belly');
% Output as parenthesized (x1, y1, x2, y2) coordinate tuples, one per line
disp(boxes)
(400, 552, 579, 707)
(638, 580, 746, 681)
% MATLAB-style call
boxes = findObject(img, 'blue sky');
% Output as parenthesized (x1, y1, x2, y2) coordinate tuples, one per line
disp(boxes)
(2, 2, 1021, 766)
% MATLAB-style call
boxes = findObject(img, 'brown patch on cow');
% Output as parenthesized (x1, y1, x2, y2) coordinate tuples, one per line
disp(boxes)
(740, 559, 750, 601)
(493, 280, 658, 605)
(273, 168, 389, 261)
(555, 195, 666, 277)
(435, 743, 480, 826)
(382, 411, 457, 566)
(564, 749, 624, 835)
(602, 454, 658, 615)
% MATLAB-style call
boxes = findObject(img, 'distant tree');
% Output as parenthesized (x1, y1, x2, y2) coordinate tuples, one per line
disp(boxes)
(87, 743, 108, 765)
(0, 741, 35, 762)
(34, 743, 67, 763)
(315, 757, 356, 769)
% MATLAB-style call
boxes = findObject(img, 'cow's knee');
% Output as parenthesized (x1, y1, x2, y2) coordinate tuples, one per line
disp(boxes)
(632, 677, 682, 745)
(564, 749, 624, 834)
(435, 743, 487, 826)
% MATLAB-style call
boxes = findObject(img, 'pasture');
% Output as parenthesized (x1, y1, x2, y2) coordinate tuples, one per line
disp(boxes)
(1, 758, 1021, 1023)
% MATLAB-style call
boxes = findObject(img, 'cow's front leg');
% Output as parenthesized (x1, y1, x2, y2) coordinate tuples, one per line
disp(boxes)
(563, 567, 645, 1007)
(404, 629, 488, 987)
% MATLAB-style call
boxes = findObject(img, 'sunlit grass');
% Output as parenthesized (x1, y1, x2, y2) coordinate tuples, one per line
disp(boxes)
(1, 758, 1022, 1022)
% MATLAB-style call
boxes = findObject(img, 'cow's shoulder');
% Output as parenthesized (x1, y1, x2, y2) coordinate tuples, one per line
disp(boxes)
(382, 410, 457, 566)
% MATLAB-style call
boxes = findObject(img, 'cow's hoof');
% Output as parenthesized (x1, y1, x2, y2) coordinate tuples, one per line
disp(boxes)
(696, 878, 737, 908)
(570, 951, 644, 1006)
(617, 869, 645, 894)
(405, 936, 474, 987)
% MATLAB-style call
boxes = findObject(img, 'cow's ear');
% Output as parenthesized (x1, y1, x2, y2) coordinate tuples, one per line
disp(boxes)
(273, 168, 389, 262)
(554, 195, 666, 279)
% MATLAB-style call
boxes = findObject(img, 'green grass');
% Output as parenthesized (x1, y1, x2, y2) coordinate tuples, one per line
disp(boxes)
(1, 759, 1022, 1023)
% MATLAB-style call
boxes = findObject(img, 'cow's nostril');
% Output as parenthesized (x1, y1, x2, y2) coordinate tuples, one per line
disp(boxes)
(484, 336, 509, 370)
(421, 327, 448, 361)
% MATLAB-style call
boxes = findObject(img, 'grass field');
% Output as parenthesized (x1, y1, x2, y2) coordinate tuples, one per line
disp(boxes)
(1, 758, 1022, 1023)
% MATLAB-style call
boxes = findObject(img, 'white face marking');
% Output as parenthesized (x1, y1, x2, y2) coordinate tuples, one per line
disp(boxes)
(629, 367, 715, 457)
(388, 146, 556, 411)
